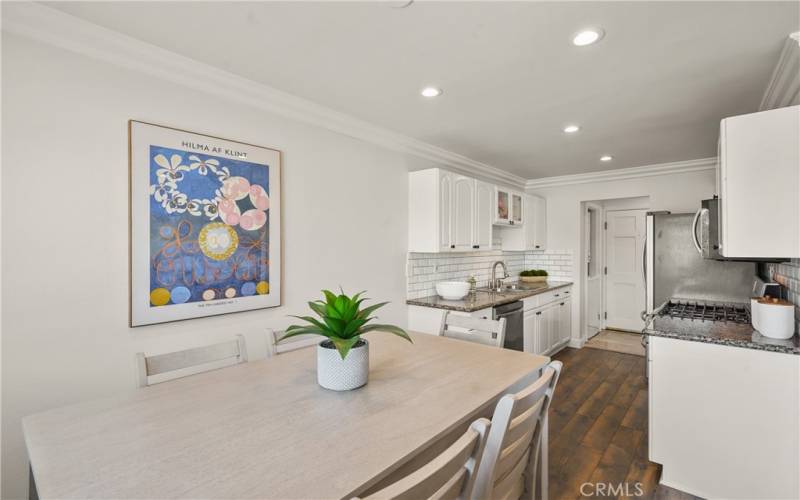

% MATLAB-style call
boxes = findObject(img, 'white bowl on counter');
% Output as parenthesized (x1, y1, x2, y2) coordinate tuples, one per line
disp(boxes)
(435, 281, 470, 300)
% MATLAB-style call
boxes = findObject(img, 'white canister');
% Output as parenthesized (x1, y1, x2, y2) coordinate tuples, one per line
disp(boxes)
(317, 339, 369, 391)
(750, 297, 761, 332)
(754, 298, 795, 340)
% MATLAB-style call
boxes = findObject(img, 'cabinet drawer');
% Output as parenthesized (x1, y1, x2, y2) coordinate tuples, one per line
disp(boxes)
(539, 287, 570, 305)
(523, 286, 571, 310)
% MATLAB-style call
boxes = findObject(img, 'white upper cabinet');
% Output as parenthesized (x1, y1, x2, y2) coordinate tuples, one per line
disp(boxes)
(718, 105, 799, 258)
(408, 168, 496, 253)
(474, 181, 494, 250)
(500, 193, 547, 251)
(511, 192, 524, 225)
(531, 194, 547, 250)
(451, 175, 475, 251)
(494, 187, 524, 226)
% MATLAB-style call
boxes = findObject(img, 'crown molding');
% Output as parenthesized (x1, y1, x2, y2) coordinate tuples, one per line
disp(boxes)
(759, 32, 800, 111)
(525, 157, 717, 190)
(1, 2, 527, 188)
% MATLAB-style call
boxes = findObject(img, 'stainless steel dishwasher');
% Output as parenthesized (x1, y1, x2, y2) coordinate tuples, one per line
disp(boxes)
(494, 301, 523, 351)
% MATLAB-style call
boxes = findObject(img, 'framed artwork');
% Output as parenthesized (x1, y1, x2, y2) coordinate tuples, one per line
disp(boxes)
(129, 121, 281, 326)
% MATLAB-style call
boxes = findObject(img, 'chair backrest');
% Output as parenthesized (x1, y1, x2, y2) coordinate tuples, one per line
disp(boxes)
(359, 418, 491, 500)
(472, 360, 563, 500)
(136, 334, 248, 388)
(439, 312, 507, 348)
(269, 328, 319, 355)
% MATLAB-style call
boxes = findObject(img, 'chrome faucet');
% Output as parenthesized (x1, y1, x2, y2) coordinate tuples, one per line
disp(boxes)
(490, 261, 509, 291)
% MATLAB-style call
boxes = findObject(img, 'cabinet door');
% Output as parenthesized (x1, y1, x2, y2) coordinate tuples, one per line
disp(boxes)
(474, 181, 494, 249)
(523, 309, 537, 353)
(532, 195, 547, 250)
(439, 171, 453, 251)
(720, 106, 800, 258)
(451, 176, 475, 250)
(546, 304, 559, 352)
(511, 192, 524, 225)
(495, 187, 511, 224)
(533, 309, 546, 354)
(558, 298, 572, 344)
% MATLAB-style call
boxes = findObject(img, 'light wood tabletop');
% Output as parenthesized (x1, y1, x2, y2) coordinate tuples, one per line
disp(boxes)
(23, 332, 549, 499)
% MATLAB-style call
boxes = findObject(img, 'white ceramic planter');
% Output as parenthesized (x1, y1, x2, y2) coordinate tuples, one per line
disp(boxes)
(317, 339, 369, 391)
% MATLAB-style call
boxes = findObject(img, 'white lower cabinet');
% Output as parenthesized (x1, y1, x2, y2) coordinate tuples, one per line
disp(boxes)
(649, 336, 799, 499)
(522, 288, 571, 355)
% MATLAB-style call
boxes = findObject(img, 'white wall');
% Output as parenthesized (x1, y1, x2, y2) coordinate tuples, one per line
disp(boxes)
(1, 33, 427, 499)
(530, 169, 717, 344)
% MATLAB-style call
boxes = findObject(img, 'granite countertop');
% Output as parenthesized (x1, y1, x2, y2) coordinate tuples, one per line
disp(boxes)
(406, 281, 573, 312)
(646, 315, 800, 355)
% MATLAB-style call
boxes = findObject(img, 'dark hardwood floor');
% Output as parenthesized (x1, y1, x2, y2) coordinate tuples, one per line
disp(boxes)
(548, 347, 700, 500)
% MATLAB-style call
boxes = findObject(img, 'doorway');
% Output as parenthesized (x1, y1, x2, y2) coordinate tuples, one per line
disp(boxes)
(580, 197, 649, 343)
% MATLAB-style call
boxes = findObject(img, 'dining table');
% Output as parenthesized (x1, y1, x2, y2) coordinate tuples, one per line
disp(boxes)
(23, 332, 551, 499)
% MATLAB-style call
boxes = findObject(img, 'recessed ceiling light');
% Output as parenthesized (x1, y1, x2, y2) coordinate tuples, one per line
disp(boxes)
(572, 28, 604, 46)
(563, 125, 580, 133)
(600, 155, 613, 162)
(421, 87, 442, 98)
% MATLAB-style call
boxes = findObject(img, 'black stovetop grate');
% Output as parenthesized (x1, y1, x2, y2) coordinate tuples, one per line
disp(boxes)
(659, 300, 751, 324)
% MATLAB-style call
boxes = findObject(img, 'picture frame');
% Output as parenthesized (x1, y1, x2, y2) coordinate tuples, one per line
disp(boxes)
(129, 120, 281, 326)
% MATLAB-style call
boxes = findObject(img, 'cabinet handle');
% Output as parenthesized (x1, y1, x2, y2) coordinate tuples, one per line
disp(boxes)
(450, 245, 455, 249)
(536, 312, 542, 316)
(565, 291, 570, 294)
(560, 302, 565, 306)
(472, 245, 479, 249)
(554, 293, 560, 297)
(535, 245, 540, 249)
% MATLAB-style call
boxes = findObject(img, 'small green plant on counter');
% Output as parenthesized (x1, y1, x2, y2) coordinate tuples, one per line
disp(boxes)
(519, 269, 549, 277)
(280, 289, 412, 359)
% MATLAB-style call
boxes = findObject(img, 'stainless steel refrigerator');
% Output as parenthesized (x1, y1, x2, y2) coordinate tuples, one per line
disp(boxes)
(645, 212, 755, 314)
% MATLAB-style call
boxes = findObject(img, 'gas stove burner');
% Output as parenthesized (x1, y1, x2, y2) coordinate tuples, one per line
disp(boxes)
(659, 300, 751, 324)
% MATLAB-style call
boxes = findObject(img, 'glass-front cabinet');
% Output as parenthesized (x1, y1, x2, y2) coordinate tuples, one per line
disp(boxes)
(495, 187, 524, 225)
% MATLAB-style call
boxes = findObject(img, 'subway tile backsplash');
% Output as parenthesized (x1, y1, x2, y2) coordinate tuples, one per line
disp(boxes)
(407, 249, 573, 299)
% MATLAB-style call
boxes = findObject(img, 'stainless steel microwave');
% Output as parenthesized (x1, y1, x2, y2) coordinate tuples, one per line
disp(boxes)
(694, 197, 787, 262)
(694, 198, 722, 260)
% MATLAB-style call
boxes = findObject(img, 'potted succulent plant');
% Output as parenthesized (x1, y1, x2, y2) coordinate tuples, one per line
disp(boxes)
(519, 269, 549, 283)
(279, 289, 412, 391)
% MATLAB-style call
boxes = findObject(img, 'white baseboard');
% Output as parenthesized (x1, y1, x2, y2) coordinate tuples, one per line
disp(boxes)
(568, 338, 586, 349)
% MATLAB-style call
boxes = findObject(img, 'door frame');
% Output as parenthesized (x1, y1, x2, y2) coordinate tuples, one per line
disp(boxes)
(604, 208, 648, 332)
(582, 202, 606, 341)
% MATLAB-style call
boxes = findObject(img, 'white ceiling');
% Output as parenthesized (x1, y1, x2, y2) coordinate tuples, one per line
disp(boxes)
(47, 1, 799, 179)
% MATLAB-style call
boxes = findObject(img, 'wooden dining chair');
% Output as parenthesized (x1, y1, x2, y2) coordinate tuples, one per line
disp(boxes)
(358, 418, 491, 500)
(471, 360, 563, 500)
(136, 334, 248, 388)
(439, 312, 507, 348)
(269, 328, 319, 355)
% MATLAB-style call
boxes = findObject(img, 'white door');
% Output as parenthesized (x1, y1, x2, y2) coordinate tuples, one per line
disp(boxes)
(439, 172, 452, 251)
(586, 206, 603, 337)
(605, 209, 646, 331)
(474, 181, 493, 249)
(451, 176, 474, 250)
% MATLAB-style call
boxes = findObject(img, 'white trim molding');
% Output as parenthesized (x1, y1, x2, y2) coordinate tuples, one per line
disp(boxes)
(1, 2, 527, 189)
(759, 32, 800, 111)
(525, 157, 717, 190)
